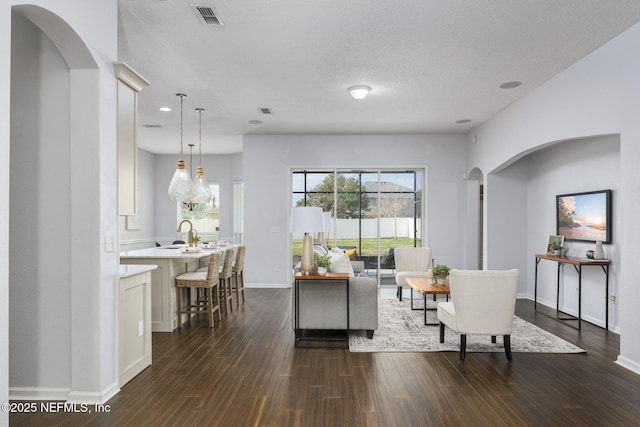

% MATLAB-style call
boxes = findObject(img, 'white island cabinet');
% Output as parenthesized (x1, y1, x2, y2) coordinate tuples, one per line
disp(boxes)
(120, 247, 211, 332)
(118, 264, 156, 386)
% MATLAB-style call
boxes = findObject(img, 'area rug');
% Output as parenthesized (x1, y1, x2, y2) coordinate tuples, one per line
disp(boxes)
(348, 296, 586, 354)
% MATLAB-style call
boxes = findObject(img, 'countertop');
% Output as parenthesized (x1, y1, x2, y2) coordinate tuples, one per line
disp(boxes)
(120, 245, 235, 259)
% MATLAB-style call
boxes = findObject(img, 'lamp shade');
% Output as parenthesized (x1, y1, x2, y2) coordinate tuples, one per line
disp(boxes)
(290, 207, 324, 233)
(168, 159, 194, 202)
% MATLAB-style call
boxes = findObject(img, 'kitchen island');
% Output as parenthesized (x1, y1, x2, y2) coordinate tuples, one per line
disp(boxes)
(120, 246, 212, 332)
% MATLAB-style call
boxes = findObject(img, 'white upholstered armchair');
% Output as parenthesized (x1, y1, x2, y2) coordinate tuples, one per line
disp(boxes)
(394, 247, 432, 300)
(437, 269, 519, 361)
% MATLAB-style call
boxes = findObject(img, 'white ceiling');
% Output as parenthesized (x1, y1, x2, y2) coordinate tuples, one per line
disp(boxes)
(118, 0, 640, 155)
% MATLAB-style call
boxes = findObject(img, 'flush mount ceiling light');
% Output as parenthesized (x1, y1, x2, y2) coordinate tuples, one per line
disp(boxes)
(159, 106, 172, 112)
(348, 85, 371, 100)
(500, 81, 523, 89)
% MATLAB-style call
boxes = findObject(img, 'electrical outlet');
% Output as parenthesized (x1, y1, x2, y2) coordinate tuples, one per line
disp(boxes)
(138, 320, 144, 337)
(611, 295, 617, 303)
(275, 264, 280, 272)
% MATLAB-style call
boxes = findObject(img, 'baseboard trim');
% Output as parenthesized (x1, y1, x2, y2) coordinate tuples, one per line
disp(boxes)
(616, 355, 640, 376)
(10, 382, 120, 404)
(246, 282, 291, 289)
(9, 387, 70, 401)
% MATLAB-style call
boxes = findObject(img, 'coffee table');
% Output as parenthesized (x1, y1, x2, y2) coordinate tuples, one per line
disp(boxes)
(405, 277, 450, 325)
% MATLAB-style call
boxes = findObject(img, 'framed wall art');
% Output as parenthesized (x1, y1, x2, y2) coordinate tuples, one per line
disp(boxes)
(556, 189, 612, 244)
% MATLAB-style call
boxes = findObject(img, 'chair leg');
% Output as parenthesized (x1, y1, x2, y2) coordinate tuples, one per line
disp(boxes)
(397, 285, 403, 301)
(232, 272, 239, 306)
(176, 287, 183, 329)
(239, 271, 245, 303)
(206, 288, 214, 328)
(226, 278, 233, 312)
(460, 334, 467, 360)
(439, 322, 445, 343)
(213, 283, 221, 324)
(504, 335, 513, 361)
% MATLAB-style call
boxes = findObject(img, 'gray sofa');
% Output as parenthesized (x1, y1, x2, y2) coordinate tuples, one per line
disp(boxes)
(292, 261, 378, 339)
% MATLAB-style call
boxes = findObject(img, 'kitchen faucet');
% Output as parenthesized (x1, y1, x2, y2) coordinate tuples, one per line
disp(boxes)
(176, 219, 195, 247)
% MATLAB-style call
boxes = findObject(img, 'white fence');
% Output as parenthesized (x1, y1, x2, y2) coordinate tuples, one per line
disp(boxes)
(328, 218, 415, 239)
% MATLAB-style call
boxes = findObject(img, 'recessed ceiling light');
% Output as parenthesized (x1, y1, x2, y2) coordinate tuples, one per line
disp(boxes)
(159, 107, 172, 112)
(456, 119, 471, 124)
(500, 81, 523, 89)
(249, 120, 263, 125)
(348, 85, 371, 100)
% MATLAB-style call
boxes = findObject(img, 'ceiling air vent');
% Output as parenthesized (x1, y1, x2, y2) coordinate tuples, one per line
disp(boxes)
(258, 107, 273, 115)
(141, 124, 162, 128)
(191, 5, 224, 26)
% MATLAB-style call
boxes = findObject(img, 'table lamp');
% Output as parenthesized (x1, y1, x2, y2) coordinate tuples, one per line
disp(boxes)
(290, 207, 324, 275)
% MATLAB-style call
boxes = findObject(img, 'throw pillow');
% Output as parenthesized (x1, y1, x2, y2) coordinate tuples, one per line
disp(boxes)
(313, 243, 328, 258)
(328, 247, 355, 276)
(344, 248, 357, 260)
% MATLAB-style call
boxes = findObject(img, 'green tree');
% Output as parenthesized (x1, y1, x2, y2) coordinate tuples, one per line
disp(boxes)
(557, 198, 576, 227)
(296, 173, 370, 218)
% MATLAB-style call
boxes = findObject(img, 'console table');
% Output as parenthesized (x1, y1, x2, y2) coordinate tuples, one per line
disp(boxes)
(534, 253, 610, 330)
(293, 272, 350, 347)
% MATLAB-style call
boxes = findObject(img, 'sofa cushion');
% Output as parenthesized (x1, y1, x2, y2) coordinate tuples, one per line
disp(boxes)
(328, 247, 355, 276)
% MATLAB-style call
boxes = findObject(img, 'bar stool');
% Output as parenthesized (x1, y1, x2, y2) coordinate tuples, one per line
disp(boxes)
(219, 248, 235, 314)
(232, 245, 246, 305)
(175, 251, 222, 328)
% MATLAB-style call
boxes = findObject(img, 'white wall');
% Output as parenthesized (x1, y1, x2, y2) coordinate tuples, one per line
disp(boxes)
(467, 23, 640, 373)
(10, 10, 72, 393)
(243, 134, 467, 287)
(119, 149, 156, 250)
(4, 0, 119, 408)
(0, 5, 10, 426)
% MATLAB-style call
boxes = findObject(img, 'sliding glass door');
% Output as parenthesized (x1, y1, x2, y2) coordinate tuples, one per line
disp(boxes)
(292, 169, 424, 284)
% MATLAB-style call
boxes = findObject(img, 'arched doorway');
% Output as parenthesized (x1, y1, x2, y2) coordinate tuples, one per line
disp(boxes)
(9, 4, 113, 402)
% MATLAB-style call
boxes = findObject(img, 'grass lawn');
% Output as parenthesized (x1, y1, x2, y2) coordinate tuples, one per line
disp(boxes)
(292, 237, 417, 257)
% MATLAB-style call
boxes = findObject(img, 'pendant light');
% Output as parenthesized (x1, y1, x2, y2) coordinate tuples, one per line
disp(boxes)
(167, 93, 194, 202)
(191, 107, 212, 204)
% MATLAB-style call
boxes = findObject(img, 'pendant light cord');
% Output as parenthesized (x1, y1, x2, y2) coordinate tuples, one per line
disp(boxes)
(177, 93, 187, 159)
(196, 107, 204, 166)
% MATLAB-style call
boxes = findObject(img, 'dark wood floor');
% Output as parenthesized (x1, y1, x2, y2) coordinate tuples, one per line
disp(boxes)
(10, 288, 640, 426)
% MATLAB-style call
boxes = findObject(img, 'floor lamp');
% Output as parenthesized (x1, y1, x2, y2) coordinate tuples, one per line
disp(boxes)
(291, 207, 325, 275)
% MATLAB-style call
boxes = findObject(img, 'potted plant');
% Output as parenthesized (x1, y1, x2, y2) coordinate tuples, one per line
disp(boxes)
(432, 264, 450, 284)
(548, 241, 563, 256)
(316, 254, 331, 276)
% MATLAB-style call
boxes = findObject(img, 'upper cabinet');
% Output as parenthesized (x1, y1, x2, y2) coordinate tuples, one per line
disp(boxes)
(114, 62, 150, 216)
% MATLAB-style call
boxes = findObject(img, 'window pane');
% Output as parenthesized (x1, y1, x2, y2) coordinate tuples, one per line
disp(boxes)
(178, 184, 220, 242)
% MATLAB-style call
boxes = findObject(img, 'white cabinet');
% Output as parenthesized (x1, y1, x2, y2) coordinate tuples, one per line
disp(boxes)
(118, 265, 156, 387)
(114, 62, 149, 216)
